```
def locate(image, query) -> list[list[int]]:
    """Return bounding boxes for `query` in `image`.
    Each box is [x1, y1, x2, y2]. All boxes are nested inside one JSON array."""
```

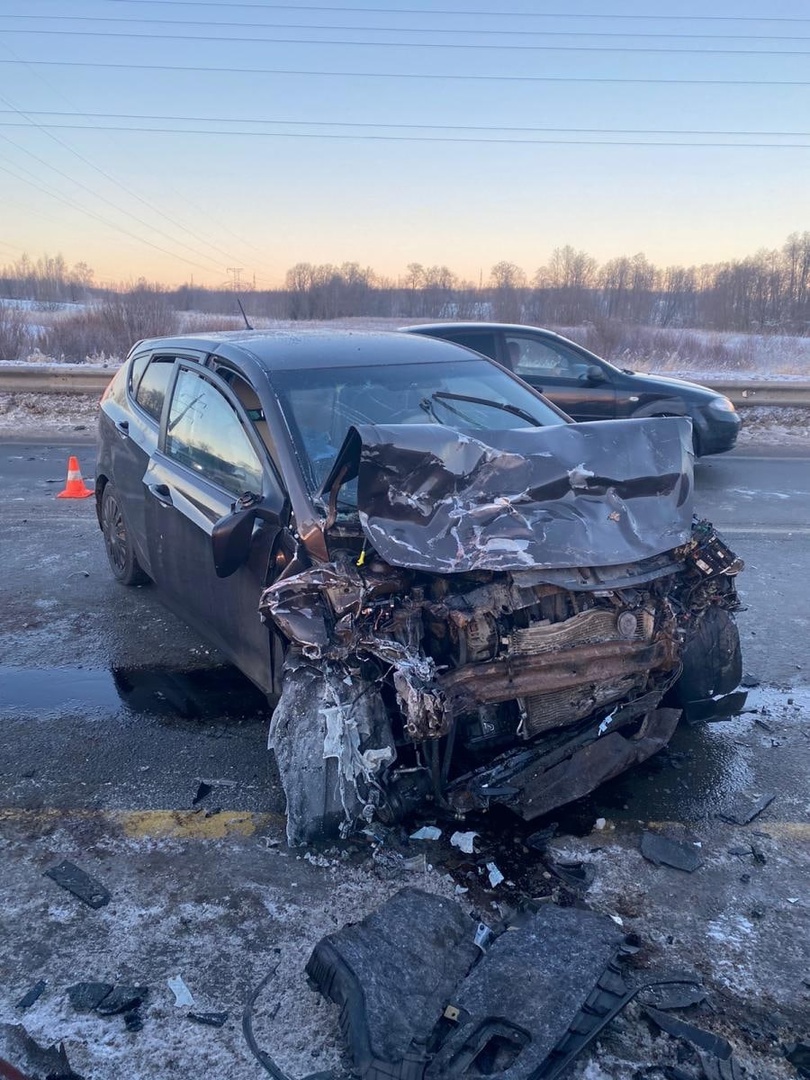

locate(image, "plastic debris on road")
[[168, 976, 195, 1007]]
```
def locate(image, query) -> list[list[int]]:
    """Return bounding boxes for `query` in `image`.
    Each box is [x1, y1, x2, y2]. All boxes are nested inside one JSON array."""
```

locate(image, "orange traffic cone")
[[57, 455, 94, 499]]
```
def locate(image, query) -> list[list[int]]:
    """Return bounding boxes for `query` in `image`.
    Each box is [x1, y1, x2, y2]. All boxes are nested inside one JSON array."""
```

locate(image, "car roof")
[[404, 322, 564, 339], [132, 328, 483, 371]]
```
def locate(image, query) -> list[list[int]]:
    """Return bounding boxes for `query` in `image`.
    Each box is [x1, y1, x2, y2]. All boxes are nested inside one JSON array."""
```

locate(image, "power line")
[[0, 144, 227, 275], [2, 14, 807, 41], [0, 41, 273, 272], [97, 2, 810, 23], [3, 109, 808, 138], [4, 14, 809, 41], [5, 27, 810, 54], [3, 59, 810, 85], [0, 94, 251, 275], [2, 121, 808, 148]]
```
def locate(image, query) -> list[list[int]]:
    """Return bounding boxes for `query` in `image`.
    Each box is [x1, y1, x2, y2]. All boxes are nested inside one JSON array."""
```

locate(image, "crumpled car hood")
[[322, 416, 694, 573]]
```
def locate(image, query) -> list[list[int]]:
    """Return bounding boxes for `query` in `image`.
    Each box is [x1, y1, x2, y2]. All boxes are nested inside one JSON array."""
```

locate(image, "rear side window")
[[135, 356, 175, 422], [439, 332, 499, 360], [166, 368, 264, 497], [128, 352, 150, 395], [507, 336, 591, 379]]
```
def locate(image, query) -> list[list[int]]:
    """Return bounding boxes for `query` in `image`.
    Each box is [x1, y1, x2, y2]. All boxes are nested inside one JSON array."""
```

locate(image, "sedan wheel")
[[101, 483, 149, 586]]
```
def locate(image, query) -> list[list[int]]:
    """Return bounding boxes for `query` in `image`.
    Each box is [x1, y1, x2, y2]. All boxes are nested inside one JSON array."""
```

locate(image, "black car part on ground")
[[262, 417, 743, 844], [305, 887, 708, 1080]]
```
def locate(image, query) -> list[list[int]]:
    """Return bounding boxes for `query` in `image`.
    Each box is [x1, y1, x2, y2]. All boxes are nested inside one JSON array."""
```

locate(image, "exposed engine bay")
[[260, 417, 744, 845]]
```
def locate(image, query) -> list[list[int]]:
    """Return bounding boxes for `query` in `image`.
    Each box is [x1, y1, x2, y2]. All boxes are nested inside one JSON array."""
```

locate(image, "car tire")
[[672, 605, 742, 704], [101, 482, 150, 586]]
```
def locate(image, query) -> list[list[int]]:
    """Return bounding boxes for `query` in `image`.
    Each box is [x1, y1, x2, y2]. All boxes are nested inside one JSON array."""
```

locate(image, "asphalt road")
[[1, 437, 808, 1080]]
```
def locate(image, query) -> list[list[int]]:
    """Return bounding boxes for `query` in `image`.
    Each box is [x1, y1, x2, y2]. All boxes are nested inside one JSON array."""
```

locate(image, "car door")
[[110, 351, 200, 575], [503, 332, 617, 421], [143, 363, 288, 692]]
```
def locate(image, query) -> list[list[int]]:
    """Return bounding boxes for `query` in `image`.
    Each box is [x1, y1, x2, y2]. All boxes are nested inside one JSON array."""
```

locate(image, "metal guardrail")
[[0, 364, 117, 395], [0, 363, 809, 406]]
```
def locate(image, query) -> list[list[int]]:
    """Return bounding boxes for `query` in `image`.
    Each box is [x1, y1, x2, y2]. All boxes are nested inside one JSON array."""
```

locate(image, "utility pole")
[[226, 267, 243, 291]]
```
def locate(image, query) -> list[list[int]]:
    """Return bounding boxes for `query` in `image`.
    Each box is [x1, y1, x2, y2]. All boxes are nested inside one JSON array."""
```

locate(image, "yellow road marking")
[[0, 807, 284, 839]]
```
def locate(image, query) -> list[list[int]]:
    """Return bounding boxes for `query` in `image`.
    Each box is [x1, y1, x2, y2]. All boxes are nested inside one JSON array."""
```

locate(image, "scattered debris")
[[683, 690, 748, 724], [95, 985, 148, 1016], [638, 978, 707, 1011], [15, 982, 45, 1011], [643, 1006, 733, 1059], [67, 983, 115, 1012], [546, 860, 594, 890], [124, 1011, 144, 1033], [640, 831, 703, 872], [44, 860, 111, 909], [449, 830, 478, 854], [525, 825, 558, 852], [718, 792, 775, 826], [486, 861, 505, 887], [192, 781, 213, 805], [305, 887, 715, 1080], [242, 959, 295, 1080], [167, 976, 195, 1007], [741, 672, 761, 688], [785, 1042, 810, 1074], [0, 1023, 85, 1080], [409, 826, 442, 841], [594, 818, 607, 831], [188, 1011, 229, 1028], [67, 982, 148, 1018]]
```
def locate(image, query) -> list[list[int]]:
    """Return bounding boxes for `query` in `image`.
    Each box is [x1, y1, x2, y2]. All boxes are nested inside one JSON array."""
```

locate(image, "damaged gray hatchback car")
[[96, 330, 744, 844]]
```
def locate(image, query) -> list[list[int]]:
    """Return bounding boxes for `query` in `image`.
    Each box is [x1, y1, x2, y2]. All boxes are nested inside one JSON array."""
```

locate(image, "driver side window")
[[166, 369, 264, 497], [506, 337, 584, 380]]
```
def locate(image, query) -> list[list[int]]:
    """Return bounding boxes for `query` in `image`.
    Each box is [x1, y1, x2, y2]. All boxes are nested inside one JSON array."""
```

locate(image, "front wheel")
[[101, 483, 150, 586], [672, 605, 742, 705]]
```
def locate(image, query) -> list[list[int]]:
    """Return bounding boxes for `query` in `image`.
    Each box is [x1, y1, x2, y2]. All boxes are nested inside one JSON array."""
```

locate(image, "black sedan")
[[403, 322, 740, 456], [97, 330, 744, 844]]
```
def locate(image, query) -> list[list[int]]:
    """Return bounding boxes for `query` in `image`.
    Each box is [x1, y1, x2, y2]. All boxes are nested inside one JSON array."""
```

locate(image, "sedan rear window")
[[272, 358, 565, 491]]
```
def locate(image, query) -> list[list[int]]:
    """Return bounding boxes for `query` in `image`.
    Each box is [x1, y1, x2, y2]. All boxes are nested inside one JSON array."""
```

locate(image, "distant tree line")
[[2, 231, 810, 333]]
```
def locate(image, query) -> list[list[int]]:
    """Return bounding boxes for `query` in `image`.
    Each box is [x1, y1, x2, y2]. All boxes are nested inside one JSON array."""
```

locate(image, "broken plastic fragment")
[[450, 831, 479, 854], [718, 792, 775, 826], [188, 1010, 229, 1028], [474, 922, 494, 950], [410, 826, 442, 841], [16, 981, 46, 1010], [640, 831, 703, 873], [486, 862, 504, 887], [44, 860, 111, 909], [597, 713, 615, 736], [167, 976, 195, 1007]]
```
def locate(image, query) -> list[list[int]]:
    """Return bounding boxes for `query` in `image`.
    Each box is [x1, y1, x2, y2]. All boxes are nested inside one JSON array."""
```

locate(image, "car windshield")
[[271, 358, 566, 494]]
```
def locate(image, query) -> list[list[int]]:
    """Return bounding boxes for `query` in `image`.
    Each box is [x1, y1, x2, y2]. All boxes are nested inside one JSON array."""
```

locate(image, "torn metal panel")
[[323, 417, 694, 573], [449, 709, 682, 820], [268, 654, 395, 845]]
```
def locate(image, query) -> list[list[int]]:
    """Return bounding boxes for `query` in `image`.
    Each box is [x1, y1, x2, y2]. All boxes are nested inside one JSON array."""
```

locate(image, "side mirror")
[[579, 364, 606, 385], [211, 493, 278, 578]]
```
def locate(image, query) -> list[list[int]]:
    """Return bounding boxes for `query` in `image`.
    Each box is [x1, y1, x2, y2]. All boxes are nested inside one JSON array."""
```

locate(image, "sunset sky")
[[1, 0, 809, 288]]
